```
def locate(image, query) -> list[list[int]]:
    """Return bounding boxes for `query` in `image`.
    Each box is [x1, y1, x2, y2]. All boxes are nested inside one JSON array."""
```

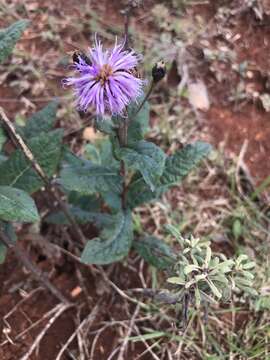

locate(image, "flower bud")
[[152, 60, 166, 83]]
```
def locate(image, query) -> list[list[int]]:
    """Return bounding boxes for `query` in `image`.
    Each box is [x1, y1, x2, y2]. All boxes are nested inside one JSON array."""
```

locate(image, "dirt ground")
[[0, 0, 270, 359]]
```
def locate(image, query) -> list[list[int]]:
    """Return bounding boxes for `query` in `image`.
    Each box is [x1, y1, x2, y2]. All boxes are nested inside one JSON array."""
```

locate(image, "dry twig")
[[0, 230, 69, 303], [19, 303, 73, 360]]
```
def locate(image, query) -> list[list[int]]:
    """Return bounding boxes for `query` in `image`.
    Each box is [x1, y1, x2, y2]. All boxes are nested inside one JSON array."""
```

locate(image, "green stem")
[[132, 79, 154, 121], [118, 118, 129, 210]]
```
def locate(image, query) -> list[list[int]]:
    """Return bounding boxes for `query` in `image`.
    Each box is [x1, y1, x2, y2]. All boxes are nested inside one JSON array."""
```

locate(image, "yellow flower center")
[[98, 64, 113, 85]]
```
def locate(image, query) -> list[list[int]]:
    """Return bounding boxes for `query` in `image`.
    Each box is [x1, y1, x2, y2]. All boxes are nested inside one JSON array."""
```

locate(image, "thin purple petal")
[[63, 37, 144, 116]]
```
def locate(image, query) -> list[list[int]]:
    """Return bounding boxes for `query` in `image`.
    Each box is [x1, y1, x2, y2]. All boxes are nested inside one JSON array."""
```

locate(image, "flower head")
[[63, 38, 144, 116]]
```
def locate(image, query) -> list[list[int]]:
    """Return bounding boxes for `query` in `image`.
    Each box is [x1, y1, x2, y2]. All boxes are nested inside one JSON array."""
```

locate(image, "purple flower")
[[63, 38, 144, 116]]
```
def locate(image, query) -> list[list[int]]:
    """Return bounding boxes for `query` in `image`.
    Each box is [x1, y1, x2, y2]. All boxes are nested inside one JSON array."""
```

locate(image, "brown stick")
[[0, 107, 85, 245], [0, 229, 69, 304]]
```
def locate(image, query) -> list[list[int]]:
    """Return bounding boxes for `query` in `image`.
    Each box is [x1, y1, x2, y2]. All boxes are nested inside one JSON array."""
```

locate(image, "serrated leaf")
[[59, 156, 122, 195], [0, 186, 39, 222], [127, 141, 212, 208], [81, 210, 133, 265], [0, 130, 63, 193], [133, 236, 175, 269], [117, 140, 166, 191], [159, 141, 212, 191], [0, 20, 29, 63], [46, 207, 113, 228], [21, 101, 58, 139]]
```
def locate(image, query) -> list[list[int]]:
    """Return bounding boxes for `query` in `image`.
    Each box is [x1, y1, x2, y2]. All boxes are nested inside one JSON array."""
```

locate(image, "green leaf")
[[0, 221, 17, 264], [0, 20, 30, 63], [97, 138, 120, 168], [100, 191, 122, 212], [127, 142, 212, 208], [21, 101, 58, 139], [0, 186, 39, 222], [60, 156, 122, 196], [159, 141, 212, 191], [207, 279, 222, 299], [184, 264, 200, 275], [0, 126, 7, 151], [84, 143, 101, 164], [68, 192, 101, 212], [0, 154, 7, 164], [0, 130, 63, 193], [242, 261, 256, 270], [133, 236, 176, 269], [117, 140, 166, 191], [81, 210, 133, 265], [167, 277, 185, 285], [0, 241, 7, 264], [46, 207, 113, 228], [95, 116, 116, 135], [232, 218, 242, 240]]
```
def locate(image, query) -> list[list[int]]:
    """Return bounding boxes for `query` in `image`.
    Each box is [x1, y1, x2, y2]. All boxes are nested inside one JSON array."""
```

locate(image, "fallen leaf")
[[83, 127, 103, 141], [70, 286, 82, 298], [188, 81, 210, 111]]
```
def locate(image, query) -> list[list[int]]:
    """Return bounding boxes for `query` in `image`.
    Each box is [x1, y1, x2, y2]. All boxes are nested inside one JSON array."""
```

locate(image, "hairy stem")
[[0, 229, 70, 304], [0, 107, 85, 245]]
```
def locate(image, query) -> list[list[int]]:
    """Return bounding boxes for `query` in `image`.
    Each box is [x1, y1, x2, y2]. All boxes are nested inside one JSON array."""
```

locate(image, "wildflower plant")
[[0, 20, 212, 267], [0, 19, 257, 319], [57, 36, 215, 265]]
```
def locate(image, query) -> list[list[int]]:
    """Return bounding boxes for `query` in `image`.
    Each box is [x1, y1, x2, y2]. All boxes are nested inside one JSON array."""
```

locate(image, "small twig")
[[0, 230, 69, 304], [19, 303, 73, 360], [55, 304, 99, 360], [0, 107, 85, 245], [123, 8, 131, 50], [99, 268, 148, 309], [133, 324, 161, 360], [1, 299, 61, 347], [117, 304, 140, 360]]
